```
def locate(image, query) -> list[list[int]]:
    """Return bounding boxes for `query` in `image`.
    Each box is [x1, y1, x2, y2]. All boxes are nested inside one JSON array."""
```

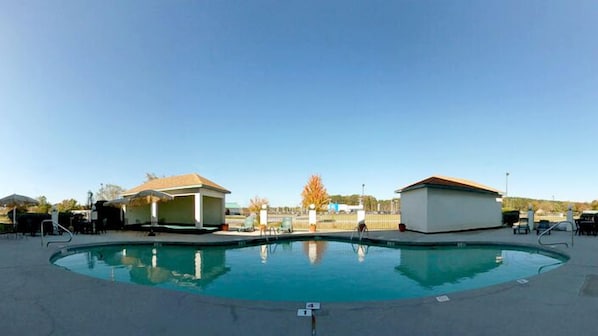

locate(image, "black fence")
[[8, 201, 124, 236], [14, 212, 71, 235], [95, 201, 123, 230]]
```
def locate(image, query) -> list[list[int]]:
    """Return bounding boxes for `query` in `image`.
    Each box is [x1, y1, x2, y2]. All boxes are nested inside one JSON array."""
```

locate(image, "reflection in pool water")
[[77, 245, 230, 288], [52, 240, 566, 302]]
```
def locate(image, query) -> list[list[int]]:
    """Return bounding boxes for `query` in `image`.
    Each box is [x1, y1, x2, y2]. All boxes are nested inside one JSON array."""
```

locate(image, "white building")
[[395, 176, 502, 233]]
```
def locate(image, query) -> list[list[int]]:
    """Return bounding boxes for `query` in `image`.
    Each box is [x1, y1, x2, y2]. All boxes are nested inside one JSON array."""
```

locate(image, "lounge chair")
[[576, 215, 597, 236], [238, 216, 255, 232], [513, 218, 529, 234], [278, 217, 293, 233], [575, 219, 583, 236], [535, 220, 551, 235]]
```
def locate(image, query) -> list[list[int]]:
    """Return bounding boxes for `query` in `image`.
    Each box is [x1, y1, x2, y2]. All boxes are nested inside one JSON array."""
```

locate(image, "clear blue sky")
[[1, 1, 597, 207]]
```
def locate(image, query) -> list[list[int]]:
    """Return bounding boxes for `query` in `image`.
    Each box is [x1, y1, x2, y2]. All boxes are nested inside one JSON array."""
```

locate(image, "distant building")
[[396, 176, 502, 233], [328, 203, 363, 213], [225, 202, 242, 215]]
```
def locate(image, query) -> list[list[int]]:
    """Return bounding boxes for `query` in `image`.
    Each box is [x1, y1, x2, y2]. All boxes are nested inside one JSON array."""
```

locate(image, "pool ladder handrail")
[[351, 242, 369, 255], [260, 225, 278, 242], [350, 223, 369, 241], [40, 219, 73, 247], [537, 221, 574, 248]]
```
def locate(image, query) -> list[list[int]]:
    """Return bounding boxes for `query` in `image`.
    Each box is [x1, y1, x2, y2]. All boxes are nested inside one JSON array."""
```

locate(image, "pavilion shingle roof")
[[395, 176, 500, 195], [123, 173, 230, 195]]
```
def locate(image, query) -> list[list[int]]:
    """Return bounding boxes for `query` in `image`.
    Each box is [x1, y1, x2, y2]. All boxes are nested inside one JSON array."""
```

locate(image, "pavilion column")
[[151, 202, 158, 225], [194, 193, 202, 228]]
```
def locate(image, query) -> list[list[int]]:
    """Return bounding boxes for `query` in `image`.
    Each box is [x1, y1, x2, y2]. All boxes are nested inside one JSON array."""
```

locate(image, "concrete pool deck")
[[1, 227, 597, 336]]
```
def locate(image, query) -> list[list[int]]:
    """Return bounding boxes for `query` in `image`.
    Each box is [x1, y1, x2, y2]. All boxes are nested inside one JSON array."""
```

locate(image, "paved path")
[[1, 228, 596, 336]]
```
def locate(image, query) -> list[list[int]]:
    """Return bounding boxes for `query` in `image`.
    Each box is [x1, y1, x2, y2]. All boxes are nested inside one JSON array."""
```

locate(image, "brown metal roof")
[[396, 175, 500, 194], [123, 173, 230, 195]]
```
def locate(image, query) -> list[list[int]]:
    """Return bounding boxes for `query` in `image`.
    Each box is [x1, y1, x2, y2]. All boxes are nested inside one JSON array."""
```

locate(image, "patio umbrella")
[[127, 190, 174, 236], [0, 193, 39, 229], [127, 190, 173, 207], [103, 198, 129, 207]]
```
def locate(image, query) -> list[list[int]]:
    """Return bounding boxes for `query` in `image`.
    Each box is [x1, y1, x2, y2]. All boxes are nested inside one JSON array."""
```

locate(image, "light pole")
[[87, 190, 93, 209], [360, 184, 365, 208], [505, 172, 510, 209]]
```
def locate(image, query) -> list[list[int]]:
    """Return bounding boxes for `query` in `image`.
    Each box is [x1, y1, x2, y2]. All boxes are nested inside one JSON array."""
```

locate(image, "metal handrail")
[[260, 225, 278, 242], [351, 243, 369, 255], [350, 224, 369, 241], [40, 219, 73, 247], [538, 221, 574, 248]]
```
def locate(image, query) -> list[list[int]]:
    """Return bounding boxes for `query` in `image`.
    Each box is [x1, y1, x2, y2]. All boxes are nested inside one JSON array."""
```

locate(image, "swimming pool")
[[51, 238, 567, 302]]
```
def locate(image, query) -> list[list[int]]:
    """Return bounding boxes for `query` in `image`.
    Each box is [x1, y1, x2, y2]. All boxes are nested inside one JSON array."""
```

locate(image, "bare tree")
[[96, 184, 126, 201], [248, 196, 269, 215], [145, 173, 159, 181]]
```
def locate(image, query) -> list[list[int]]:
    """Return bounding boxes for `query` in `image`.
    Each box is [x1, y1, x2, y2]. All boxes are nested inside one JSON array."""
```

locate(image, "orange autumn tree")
[[301, 174, 329, 211]]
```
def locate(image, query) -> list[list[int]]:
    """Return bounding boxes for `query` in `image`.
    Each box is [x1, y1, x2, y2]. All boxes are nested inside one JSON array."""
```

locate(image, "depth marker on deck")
[[298, 303, 320, 335], [297, 309, 312, 317], [436, 295, 450, 302], [306, 302, 320, 310]]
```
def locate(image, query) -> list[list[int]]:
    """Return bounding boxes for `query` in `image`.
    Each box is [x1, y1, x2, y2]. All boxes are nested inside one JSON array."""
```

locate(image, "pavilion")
[[122, 173, 230, 229]]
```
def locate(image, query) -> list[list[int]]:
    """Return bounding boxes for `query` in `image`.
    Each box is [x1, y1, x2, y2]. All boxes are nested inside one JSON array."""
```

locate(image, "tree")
[[56, 199, 81, 212], [248, 196, 269, 224], [301, 174, 329, 211], [145, 173, 159, 181], [35, 196, 52, 214], [96, 183, 126, 201]]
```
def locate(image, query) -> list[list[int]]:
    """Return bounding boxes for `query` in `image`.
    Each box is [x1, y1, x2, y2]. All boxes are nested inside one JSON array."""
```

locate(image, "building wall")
[[426, 188, 501, 232], [201, 188, 225, 198], [401, 187, 501, 233], [159, 196, 195, 224], [401, 188, 428, 232], [203, 196, 224, 226], [127, 205, 150, 224]]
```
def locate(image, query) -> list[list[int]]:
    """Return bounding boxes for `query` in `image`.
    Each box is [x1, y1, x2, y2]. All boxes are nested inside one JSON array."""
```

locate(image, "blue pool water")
[[51, 239, 566, 302]]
